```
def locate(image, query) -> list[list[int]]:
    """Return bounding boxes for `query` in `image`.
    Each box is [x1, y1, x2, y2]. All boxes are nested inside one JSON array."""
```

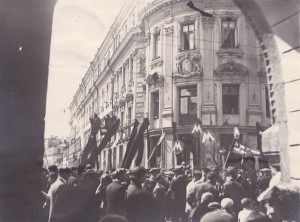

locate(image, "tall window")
[[119, 146, 123, 166], [127, 107, 132, 126], [179, 86, 197, 125], [153, 92, 159, 119], [129, 57, 133, 80], [265, 85, 270, 118], [222, 84, 239, 114], [182, 23, 195, 50], [122, 66, 126, 87], [221, 18, 238, 48], [153, 31, 161, 59]]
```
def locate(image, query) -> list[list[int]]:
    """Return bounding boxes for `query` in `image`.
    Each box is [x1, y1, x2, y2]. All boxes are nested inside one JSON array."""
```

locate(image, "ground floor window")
[[148, 136, 162, 168]]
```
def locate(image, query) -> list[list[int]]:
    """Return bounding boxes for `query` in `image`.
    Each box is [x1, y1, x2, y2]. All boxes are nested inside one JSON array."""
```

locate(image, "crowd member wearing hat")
[[187, 172, 219, 208], [200, 210, 234, 222], [208, 202, 221, 211], [191, 192, 214, 222], [166, 166, 189, 222], [238, 198, 255, 222], [126, 166, 147, 199], [45, 165, 59, 193], [185, 170, 202, 220], [105, 168, 127, 216], [144, 168, 160, 192], [199, 167, 211, 183], [223, 167, 246, 214], [153, 174, 167, 220], [96, 174, 112, 216], [48, 167, 71, 222], [221, 198, 236, 220]]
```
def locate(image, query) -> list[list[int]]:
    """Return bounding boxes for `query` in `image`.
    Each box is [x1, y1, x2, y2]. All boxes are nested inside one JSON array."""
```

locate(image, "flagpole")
[[223, 139, 236, 169]]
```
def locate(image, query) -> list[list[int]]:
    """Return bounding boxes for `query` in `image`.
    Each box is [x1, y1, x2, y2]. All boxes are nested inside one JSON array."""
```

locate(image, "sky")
[[45, 0, 124, 138]]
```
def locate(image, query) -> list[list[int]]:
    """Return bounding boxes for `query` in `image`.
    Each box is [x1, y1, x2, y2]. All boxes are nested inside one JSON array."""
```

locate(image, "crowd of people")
[[39, 161, 299, 222]]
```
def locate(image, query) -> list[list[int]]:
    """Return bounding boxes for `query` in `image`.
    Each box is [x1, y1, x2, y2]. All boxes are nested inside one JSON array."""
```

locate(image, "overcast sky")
[[45, 0, 124, 138]]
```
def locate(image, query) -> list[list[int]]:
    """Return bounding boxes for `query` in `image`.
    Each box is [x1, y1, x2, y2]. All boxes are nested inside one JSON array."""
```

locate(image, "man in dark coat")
[[153, 174, 167, 220], [48, 167, 71, 222], [126, 166, 147, 199], [187, 172, 219, 208], [105, 168, 127, 216], [166, 166, 189, 222], [223, 167, 246, 214]]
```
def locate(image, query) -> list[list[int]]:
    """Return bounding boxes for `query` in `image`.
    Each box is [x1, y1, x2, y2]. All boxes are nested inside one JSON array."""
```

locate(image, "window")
[[127, 107, 132, 134], [182, 24, 195, 50], [132, 11, 135, 27], [119, 146, 123, 166], [222, 84, 239, 114], [153, 92, 159, 119], [121, 111, 124, 127], [265, 85, 270, 118], [129, 57, 133, 80], [179, 86, 197, 125], [153, 31, 161, 59], [221, 18, 238, 48], [122, 65, 126, 87]]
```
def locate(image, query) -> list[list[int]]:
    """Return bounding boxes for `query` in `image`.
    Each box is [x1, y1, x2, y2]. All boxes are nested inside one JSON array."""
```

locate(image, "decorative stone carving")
[[119, 98, 125, 107], [125, 92, 134, 102], [128, 79, 134, 92], [164, 26, 174, 35], [175, 51, 203, 78], [146, 72, 164, 87], [201, 16, 215, 27], [214, 61, 248, 81], [146, 32, 151, 46], [121, 86, 126, 98], [153, 27, 160, 35], [150, 58, 163, 69], [137, 50, 146, 76]]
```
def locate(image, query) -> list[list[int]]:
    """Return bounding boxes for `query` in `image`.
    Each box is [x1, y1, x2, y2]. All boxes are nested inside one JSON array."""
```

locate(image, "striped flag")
[[233, 141, 260, 156]]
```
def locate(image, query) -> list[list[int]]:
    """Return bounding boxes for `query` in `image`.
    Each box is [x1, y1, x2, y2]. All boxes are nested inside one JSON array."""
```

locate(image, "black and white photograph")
[[0, 0, 300, 221]]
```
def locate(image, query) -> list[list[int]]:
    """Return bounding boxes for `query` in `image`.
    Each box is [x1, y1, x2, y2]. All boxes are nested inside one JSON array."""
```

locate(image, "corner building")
[[69, 0, 270, 170]]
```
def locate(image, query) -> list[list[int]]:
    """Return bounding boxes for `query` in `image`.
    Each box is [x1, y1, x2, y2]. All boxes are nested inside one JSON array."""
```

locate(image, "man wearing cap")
[[144, 168, 160, 192], [106, 168, 127, 216], [126, 166, 147, 199], [185, 170, 202, 221], [166, 166, 189, 222], [48, 167, 71, 222]]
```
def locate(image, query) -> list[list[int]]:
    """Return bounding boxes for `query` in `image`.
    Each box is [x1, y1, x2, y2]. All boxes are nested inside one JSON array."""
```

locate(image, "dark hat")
[[173, 165, 184, 173], [132, 166, 147, 179], [58, 167, 71, 174], [200, 211, 234, 222], [48, 165, 58, 173], [114, 168, 127, 177], [149, 168, 160, 173]]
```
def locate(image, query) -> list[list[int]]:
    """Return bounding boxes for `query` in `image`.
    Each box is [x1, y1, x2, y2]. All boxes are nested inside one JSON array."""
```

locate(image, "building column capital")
[[201, 17, 215, 27]]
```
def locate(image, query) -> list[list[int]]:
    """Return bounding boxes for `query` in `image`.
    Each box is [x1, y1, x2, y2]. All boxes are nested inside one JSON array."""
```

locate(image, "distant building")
[[44, 136, 65, 167], [69, 0, 271, 170]]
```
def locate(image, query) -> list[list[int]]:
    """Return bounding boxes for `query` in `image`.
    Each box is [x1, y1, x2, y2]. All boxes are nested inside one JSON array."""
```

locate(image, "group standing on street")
[[38, 161, 299, 222]]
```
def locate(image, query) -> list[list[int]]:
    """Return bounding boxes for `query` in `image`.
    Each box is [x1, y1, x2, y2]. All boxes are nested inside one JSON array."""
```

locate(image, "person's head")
[[100, 174, 112, 186], [173, 166, 184, 176], [241, 198, 254, 210], [58, 167, 72, 180], [48, 165, 58, 173], [132, 166, 147, 184], [227, 166, 238, 180], [211, 166, 220, 175], [155, 174, 165, 185], [221, 198, 234, 212], [114, 168, 127, 182], [207, 172, 218, 185], [200, 211, 234, 222], [193, 170, 202, 181], [201, 167, 211, 180], [201, 192, 214, 204], [149, 168, 160, 178]]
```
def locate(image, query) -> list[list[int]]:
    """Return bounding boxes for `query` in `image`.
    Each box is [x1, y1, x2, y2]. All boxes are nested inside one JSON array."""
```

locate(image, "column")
[[162, 26, 174, 128], [201, 17, 216, 124]]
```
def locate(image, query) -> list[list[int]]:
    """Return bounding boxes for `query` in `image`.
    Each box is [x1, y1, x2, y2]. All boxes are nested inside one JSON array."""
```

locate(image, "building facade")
[[69, 0, 270, 170], [44, 136, 65, 167]]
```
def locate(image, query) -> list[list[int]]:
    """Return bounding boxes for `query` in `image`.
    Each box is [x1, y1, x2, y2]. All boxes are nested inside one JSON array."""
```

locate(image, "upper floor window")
[[222, 84, 239, 114], [152, 92, 159, 119], [179, 86, 197, 125], [129, 57, 133, 80], [182, 23, 195, 50], [221, 17, 238, 48], [153, 31, 161, 59]]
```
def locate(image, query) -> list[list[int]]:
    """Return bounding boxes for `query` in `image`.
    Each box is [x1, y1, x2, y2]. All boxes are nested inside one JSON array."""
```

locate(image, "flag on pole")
[[135, 118, 150, 166], [147, 131, 165, 163], [121, 119, 139, 167], [81, 114, 101, 163], [123, 118, 149, 168], [84, 119, 120, 166], [232, 141, 261, 156]]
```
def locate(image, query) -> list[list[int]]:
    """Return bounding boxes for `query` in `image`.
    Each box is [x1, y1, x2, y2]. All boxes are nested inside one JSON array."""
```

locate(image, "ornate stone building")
[[69, 0, 270, 170]]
